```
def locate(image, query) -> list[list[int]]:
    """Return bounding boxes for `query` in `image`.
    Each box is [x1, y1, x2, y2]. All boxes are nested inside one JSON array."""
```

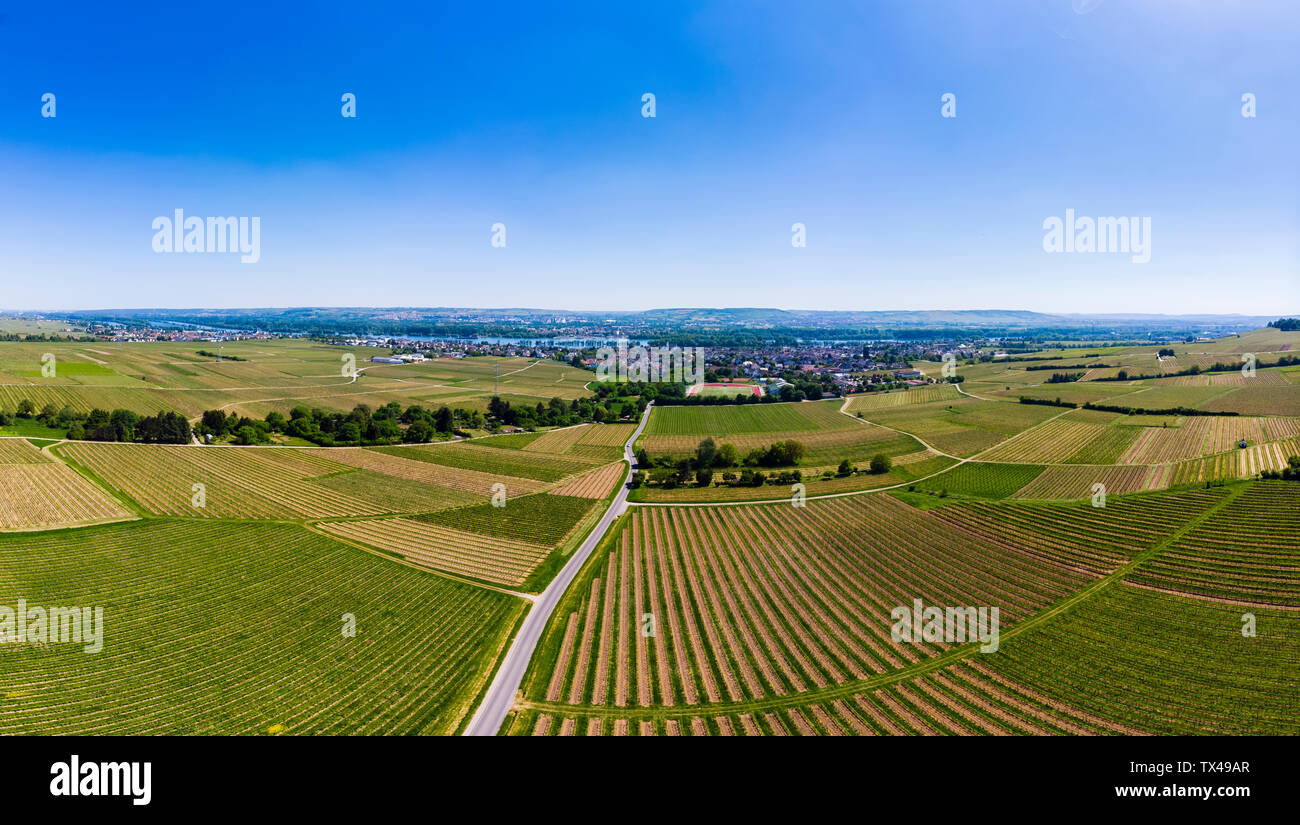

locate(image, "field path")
[[953, 382, 995, 402], [463, 402, 652, 736], [837, 395, 959, 459]]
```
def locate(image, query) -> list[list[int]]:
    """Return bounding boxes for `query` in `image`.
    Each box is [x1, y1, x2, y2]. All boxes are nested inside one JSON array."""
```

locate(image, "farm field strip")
[[551, 462, 626, 498], [522, 425, 591, 454], [410, 492, 597, 548], [0, 438, 54, 463], [575, 423, 637, 447], [1169, 453, 1242, 485], [1010, 464, 1171, 500], [317, 518, 551, 587], [0, 463, 134, 529], [1062, 426, 1140, 464], [371, 442, 597, 481], [307, 447, 548, 496], [843, 385, 959, 412], [917, 462, 1046, 499], [1203, 385, 1300, 416], [932, 489, 1228, 574], [59, 442, 381, 519], [977, 419, 1108, 463]]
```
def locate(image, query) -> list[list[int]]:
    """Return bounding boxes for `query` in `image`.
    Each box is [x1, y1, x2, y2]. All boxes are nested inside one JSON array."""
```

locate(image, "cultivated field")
[[317, 517, 553, 587], [843, 384, 959, 411], [525, 495, 1097, 710], [1125, 482, 1300, 608], [918, 462, 1046, 499], [0, 438, 133, 530], [858, 398, 1060, 457], [0, 520, 522, 734], [0, 340, 596, 419], [56, 442, 444, 519], [507, 479, 1294, 735], [552, 462, 627, 498]]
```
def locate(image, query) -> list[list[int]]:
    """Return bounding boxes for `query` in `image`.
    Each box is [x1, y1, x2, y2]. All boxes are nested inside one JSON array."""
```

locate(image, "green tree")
[[869, 453, 892, 474], [717, 442, 738, 467], [695, 437, 718, 469], [405, 419, 434, 443]]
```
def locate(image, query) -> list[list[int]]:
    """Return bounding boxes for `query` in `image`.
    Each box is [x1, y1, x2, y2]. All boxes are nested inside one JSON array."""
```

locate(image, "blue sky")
[[1, 0, 1296, 314]]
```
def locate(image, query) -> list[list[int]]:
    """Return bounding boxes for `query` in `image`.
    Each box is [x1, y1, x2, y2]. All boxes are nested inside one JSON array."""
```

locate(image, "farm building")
[[370, 356, 403, 365]]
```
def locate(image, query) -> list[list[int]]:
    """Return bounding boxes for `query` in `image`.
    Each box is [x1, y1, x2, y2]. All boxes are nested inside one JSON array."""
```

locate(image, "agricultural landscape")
[[0, 320, 1296, 736]]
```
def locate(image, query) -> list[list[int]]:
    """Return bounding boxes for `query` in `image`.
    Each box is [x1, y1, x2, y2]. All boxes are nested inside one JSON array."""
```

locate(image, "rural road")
[[463, 402, 652, 736]]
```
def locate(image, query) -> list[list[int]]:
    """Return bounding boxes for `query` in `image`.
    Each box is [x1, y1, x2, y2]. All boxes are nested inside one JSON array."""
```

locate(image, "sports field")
[[685, 383, 763, 398]]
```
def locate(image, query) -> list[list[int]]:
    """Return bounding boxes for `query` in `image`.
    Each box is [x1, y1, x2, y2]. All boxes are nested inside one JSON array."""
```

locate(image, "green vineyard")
[[0, 520, 522, 735]]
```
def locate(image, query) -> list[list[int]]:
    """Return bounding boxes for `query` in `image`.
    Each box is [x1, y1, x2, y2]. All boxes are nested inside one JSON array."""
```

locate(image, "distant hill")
[[46, 306, 1285, 335]]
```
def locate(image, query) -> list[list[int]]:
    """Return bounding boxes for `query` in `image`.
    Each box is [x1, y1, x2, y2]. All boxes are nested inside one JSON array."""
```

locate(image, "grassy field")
[[686, 383, 763, 398], [643, 400, 845, 436], [916, 462, 1046, 499], [859, 397, 1060, 457]]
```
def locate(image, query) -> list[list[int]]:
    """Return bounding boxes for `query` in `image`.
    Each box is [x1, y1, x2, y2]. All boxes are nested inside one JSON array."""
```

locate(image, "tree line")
[[1017, 396, 1239, 417], [630, 437, 892, 490], [2, 400, 191, 443]]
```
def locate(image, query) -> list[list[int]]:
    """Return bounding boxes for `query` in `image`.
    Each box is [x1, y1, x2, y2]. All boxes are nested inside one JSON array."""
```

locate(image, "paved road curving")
[[463, 402, 652, 736]]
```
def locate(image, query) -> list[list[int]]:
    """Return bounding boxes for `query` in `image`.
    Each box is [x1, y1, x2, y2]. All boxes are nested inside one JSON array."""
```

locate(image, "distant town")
[[6, 309, 1273, 399]]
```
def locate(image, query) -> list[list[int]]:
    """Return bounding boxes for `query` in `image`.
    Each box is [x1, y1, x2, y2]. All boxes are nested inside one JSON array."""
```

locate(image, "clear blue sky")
[[1, 0, 1296, 314]]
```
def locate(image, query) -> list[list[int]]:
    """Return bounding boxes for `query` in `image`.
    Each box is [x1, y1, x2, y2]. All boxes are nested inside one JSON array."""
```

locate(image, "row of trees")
[[2, 399, 190, 443], [198, 390, 646, 447], [1098, 354, 1300, 383], [630, 437, 892, 490], [1045, 372, 1084, 384], [636, 437, 809, 474], [199, 400, 477, 447], [487, 395, 634, 428]]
